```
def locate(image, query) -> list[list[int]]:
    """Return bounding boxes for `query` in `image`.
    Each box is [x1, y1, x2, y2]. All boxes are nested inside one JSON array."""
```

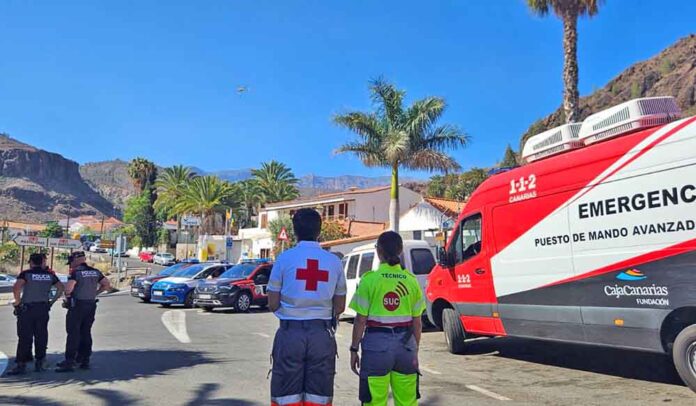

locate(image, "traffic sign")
[[278, 227, 289, 241], [13, 236, 48, 247], [100, 240, 116, 249], [182, 216, 201, 226], [48, 238, 82, 250], [226, 237, 233, 248]]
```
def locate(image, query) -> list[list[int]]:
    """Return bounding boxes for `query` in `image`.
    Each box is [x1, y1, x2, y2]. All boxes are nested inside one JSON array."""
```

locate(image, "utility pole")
[[100, 214, 105, 236]]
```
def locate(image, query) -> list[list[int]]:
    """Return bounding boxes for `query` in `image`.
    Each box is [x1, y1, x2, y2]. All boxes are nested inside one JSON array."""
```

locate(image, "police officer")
[[349, 231, 425, 406], [6, 253, 64, 375], [56, 251, 111, 372], [267, 208, 347, 406]]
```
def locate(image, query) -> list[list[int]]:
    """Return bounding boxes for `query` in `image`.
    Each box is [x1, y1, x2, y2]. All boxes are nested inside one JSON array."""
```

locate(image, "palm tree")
[[154, 165, 197, 218], [236, 179, 265, 229], [173, 176, 238, 234], [251, 161, 300, 204], [335, 78, 469, 232], [127, 158, 158, 192], [527, 0, 603, 123]]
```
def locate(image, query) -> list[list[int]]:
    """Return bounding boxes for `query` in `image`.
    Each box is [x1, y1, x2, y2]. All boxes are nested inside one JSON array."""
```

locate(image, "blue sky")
[[0, 0, 694, 179]]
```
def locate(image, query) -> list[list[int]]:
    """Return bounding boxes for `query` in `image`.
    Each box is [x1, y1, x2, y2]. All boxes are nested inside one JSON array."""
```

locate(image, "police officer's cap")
[[28, 252, 47, 264], [67, 251, 86, 265]]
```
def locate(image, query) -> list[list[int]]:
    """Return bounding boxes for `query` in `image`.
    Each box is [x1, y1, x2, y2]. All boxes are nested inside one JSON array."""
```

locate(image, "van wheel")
[[442, 308, 467, 354], [673, 324, 696, 392]]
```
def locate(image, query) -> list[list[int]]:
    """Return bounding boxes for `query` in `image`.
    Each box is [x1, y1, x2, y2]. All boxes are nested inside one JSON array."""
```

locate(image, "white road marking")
[[466, 385, 511, 401], [420, 366, 442, 375], [0, 351, 8, 376], [253, 332, 271, 338], [161, 310, 191, 343]]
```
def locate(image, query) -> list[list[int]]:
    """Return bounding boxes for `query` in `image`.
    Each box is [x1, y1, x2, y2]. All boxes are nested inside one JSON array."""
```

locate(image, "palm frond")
[[405, 96, 446, 136], [421, 125, 470, 152], [333, 112, 383, 141], [403, 149, 461, 173], [335, 142, 385, 167], [370, 78, 405, 126]]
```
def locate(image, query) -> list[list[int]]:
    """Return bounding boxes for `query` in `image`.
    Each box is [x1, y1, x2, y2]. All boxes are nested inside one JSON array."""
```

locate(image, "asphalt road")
[[0, 294, 694, 405]]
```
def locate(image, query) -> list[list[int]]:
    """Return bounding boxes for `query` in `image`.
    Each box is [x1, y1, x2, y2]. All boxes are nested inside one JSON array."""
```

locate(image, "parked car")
[[150, 263, 231, 307], [139, 251, 155, 263], [153, 253, 176, 266], [194, 260, 272, 312], [89, 242, 107, 253], [0, 273, 16, 288], [340, 240, 436, 319], [131, 263, 193, 302]]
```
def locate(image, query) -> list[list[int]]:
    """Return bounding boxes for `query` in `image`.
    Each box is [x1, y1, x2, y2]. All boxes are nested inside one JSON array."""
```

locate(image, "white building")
[[322, 197, 465, 255], [399, 197, 465, 241], [240, 186, 423, 259]]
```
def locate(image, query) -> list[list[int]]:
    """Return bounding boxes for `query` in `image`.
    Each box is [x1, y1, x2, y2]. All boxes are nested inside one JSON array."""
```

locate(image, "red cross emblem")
[[296, 259, 329, 291]]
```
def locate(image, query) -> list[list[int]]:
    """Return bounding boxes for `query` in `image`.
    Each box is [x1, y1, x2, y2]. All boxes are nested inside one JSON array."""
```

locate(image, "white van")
[[340, 240, 436, 318]]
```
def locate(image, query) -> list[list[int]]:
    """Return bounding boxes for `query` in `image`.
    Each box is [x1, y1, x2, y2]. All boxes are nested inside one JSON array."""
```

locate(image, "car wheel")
[[184, 292, 194, 308], [140, 298, 151, 303], [442, 308, 467, 355], [202, 306, 214, 312], [673, 324, 696, 392], [234, 292, 252, 313], [161, 304, 171, 308]]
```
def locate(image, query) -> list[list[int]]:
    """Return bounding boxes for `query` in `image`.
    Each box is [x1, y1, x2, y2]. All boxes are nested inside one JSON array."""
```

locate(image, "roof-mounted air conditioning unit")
[[579, 97, 681, 145], [522, 123, 583, 163]]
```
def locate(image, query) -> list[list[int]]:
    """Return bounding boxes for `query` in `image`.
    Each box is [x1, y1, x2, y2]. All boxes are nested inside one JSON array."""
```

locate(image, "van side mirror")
[[438, 247, 453, 268]]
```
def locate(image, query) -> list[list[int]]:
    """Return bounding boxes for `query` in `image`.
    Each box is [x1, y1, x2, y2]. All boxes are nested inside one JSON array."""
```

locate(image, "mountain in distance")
[[83, 161, 415, 204], [520, 34, 696, 149], [80, 159, 138, 210], [0, 134, 115, 223]]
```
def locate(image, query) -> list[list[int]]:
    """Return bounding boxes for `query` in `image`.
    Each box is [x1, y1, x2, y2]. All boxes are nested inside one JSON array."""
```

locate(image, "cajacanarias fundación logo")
[[603, 269, 669, 306]]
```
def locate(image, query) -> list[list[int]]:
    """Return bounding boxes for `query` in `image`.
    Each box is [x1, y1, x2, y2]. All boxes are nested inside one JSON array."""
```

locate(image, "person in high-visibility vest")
[[349, 231, 425, 406]]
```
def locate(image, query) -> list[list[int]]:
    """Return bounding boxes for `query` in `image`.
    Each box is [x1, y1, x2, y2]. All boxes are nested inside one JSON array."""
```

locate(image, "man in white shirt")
[[267, 208, 347, 406]]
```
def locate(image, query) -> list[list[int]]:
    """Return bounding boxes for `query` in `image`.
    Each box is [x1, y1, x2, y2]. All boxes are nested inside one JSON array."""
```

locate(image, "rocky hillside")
[[520, 34, 696, 148], [80, 160, 137, 210], [0, 134, 115, 223]]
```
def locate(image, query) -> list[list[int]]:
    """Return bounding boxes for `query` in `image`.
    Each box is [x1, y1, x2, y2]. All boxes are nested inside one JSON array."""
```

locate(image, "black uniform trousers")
[[15, 302, 51, 363], [65, 300, 97, 363]]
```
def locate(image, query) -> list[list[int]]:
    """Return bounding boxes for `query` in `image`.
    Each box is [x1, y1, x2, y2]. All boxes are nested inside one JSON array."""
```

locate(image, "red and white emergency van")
[[425, 97, 696, 391]]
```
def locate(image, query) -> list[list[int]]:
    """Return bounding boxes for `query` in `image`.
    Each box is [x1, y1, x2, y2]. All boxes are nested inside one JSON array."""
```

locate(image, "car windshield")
[[220, 264, 257, 279], [170, 264, 205, 278], [160, 253, 173, 258], [159, 263, 189, 277]]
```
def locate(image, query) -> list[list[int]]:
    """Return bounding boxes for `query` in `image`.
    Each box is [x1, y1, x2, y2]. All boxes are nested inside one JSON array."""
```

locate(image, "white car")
[[0, 273, 17, 288], [153, 253, 176, 266], [339, 240, 436, 318]]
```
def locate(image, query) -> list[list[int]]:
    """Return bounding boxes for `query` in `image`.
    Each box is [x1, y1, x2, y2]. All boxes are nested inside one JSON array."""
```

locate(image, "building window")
[[338, 203, 347, 219], [260, 248, 271, 259], [327, 205, 335, 219], [413, 230, 422, 240]]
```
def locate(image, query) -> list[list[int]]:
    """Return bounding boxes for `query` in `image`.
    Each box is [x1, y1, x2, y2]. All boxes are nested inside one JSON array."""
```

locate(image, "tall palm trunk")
[[389, 164, 400, 232], [562, 10, 580, 123]]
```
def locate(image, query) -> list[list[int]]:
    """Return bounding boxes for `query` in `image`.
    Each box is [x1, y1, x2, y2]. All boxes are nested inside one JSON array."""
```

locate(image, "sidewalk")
[[0, 293, 13, 306]]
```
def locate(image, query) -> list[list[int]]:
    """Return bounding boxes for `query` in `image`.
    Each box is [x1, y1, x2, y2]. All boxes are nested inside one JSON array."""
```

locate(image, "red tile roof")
[[424, 197, 466, 218]]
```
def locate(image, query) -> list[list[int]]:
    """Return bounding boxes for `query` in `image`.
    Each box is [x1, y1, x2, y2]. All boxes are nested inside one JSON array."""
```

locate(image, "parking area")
[[0, 293, 694, 404]]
